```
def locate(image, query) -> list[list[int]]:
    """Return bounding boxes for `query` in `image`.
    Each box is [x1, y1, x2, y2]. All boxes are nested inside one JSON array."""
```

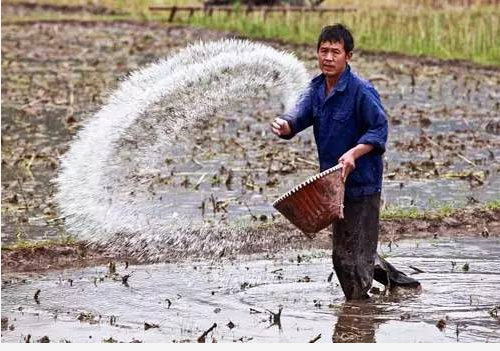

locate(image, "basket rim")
[[272, 164, 343, 207]]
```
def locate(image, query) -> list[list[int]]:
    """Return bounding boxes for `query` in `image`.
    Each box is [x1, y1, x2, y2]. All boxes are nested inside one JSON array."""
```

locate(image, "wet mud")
[[2, 205, 499, 274]]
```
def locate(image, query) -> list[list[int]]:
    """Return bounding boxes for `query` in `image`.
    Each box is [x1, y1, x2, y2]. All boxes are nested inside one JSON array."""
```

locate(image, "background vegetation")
[[3, 0, 499, 65]]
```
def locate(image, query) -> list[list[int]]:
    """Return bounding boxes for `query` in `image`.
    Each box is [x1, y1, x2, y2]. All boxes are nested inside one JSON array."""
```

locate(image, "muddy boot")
[[332, 194, 380, 300], [373, 255, 421, 288], [332, 261, 373, 300]]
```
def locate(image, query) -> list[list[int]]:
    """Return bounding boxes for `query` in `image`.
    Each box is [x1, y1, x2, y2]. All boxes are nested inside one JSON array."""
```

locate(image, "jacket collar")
[[312, 63, 351, 96]]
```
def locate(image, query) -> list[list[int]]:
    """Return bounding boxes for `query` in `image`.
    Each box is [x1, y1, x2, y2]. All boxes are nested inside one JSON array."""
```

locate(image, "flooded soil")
[[2, 7, 500, 245], [1, 4, 500, 343], [2, 237, 500, 343]]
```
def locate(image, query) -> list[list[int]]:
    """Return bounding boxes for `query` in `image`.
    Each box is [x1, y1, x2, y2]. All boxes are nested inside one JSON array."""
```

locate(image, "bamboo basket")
[[273, 164, 344, 236]]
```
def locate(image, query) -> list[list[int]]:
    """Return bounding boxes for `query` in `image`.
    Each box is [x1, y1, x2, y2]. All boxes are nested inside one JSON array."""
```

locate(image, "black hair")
[[317, 24, 354, 53]]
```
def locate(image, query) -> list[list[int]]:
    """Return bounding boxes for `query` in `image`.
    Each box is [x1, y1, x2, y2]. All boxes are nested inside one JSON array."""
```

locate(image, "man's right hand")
[[270, 117, 292, 137]]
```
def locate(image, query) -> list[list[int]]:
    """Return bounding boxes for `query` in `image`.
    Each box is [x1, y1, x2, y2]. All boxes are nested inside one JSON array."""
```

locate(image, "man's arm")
[[356, 86, 388, 154], [270, 85, 314, 139], [339, 86, 388, 182], [338, 144, 374, 182]]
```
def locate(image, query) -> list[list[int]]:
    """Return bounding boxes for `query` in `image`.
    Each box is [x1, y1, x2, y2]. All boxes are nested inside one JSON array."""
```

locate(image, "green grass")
[[165, 5, 499, 66], [485, 200, 500, 211], [381, 200, 499, 220], [2, 232, 77, 251], [381, 205, 448, 220], [382, 205, 427, 220]]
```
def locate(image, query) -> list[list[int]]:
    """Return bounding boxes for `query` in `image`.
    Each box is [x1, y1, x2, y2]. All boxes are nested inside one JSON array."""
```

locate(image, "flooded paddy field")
[[1, 15, 500, 244], [2, 237, 500, 343], [1, 5, 500, 343]]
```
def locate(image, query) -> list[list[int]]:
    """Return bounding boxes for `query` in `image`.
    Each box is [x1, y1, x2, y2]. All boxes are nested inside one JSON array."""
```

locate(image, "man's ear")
[[346, 51, 353, 61]]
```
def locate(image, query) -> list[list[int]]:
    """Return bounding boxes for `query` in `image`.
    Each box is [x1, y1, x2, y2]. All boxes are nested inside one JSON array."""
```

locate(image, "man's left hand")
[[339, 151, 355, 183]]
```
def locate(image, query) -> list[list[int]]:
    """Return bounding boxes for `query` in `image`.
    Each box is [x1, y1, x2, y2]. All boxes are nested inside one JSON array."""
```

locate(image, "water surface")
[[2, 237, 499, 342]]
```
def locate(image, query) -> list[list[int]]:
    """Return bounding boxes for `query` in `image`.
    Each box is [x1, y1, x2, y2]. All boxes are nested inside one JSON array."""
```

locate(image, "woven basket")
[[273, 164, 344, 236]]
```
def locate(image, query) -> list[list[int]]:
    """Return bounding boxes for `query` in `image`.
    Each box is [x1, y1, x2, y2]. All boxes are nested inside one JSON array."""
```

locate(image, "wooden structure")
[[149, 5, 357, 22]]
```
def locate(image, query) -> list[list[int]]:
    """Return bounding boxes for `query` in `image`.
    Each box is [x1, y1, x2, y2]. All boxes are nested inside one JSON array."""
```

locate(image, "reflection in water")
[[332, 286, 424, 343], [332, 301, 383, 343]]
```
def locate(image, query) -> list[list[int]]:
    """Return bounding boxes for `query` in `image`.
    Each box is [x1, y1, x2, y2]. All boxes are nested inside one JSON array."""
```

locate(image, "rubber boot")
[[374, 255, 421, 288], [332, 194, 380, 300]]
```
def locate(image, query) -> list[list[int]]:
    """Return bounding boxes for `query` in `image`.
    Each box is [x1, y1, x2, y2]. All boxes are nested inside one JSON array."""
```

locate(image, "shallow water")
[[2, 237, 499, 343]]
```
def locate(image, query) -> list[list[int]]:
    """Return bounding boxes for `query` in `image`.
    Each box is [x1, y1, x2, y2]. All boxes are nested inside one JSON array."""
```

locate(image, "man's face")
[[317, 40, 352, 78]]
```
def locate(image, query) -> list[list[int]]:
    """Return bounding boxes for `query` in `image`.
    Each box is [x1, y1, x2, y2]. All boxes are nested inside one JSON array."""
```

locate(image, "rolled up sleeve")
[[279, 85, 314, 140], [356, 86, 388, 154]]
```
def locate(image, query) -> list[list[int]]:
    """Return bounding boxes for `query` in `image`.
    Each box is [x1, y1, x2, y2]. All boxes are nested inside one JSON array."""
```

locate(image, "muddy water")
[[2, 237, 499, 343]]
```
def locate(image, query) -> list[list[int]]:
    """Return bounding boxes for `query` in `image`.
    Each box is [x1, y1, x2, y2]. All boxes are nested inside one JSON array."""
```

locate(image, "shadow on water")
[[2, 237, 499, 342]]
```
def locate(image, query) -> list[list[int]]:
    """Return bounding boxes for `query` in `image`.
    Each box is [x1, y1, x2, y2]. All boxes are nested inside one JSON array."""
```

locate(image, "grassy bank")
[[1, 234, 77, 251], [381, 199, 500, 220]]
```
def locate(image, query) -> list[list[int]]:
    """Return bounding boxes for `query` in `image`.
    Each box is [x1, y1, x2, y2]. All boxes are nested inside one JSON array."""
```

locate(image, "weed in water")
[[309, 334, 321, 343], [462, 262, 470, 272], [436, 318, 447, 331], [34, 289, 41, 304], [144, 322, 159, 330], [122, 274, 131, 286], [197, 322, 217, 343], [266, 305, 283, 329]]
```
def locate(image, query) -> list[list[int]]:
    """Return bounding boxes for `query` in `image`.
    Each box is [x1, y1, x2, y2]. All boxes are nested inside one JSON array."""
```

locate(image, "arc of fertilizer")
[[55, 39, 309, 260]]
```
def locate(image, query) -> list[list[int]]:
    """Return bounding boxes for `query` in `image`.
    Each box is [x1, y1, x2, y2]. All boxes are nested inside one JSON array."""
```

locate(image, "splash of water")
[[55, 39, 309, 261]]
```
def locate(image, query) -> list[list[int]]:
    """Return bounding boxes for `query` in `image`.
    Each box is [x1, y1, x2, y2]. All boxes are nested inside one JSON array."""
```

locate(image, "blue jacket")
[[281, 64, 388, 198]]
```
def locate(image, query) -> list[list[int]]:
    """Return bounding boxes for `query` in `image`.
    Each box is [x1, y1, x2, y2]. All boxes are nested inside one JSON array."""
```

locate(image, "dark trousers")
[[332, 193, 420, 300]]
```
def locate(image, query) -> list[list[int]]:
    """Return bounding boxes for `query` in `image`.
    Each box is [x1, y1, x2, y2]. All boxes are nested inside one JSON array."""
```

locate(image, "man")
[[271, 24, 420, 300]]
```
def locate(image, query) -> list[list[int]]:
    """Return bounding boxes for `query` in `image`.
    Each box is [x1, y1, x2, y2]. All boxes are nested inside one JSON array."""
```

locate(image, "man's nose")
[[325, 52, 334, 61]]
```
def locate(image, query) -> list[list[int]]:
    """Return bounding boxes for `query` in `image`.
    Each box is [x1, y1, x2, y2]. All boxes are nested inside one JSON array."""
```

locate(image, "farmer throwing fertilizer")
[[271, 24, 420, 300]]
